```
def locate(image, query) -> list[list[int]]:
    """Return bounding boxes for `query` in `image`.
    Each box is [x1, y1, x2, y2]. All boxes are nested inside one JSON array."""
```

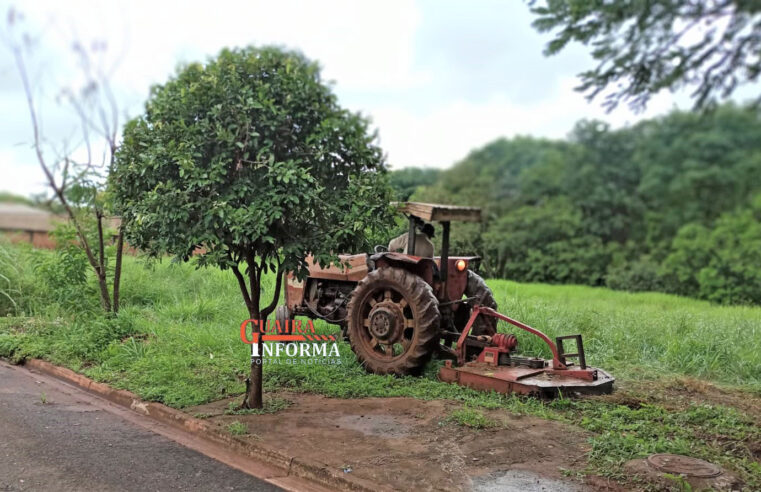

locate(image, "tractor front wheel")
[[347, 267, 440, 376]]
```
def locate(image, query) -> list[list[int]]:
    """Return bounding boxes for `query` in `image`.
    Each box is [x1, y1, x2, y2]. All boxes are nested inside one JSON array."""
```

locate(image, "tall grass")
[[488, 281, 761, 389], [0, 242, 49, 316], [0, 243, 20, 314], [2, 243, 761, 409]]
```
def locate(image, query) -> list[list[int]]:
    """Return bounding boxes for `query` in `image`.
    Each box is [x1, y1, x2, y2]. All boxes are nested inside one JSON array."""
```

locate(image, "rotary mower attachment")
[[439, 306, 614, 397]]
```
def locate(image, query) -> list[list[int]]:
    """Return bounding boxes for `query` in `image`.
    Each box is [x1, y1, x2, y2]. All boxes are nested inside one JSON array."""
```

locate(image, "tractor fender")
[[444, 256, 481, 302], [369, 252, 438, 287]]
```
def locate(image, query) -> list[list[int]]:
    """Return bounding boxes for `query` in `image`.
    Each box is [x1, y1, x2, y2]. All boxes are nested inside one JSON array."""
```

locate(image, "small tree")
[[4, 7, 125, 314], [112, 46, 393, 408]]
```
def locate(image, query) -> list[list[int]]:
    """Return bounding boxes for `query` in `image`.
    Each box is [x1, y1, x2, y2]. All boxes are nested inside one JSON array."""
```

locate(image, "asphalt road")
[[0, 361, 282, 492]]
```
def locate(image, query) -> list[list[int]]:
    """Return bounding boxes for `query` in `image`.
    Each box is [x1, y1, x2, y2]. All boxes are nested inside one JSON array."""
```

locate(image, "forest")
[[392, 104, 761, 305]]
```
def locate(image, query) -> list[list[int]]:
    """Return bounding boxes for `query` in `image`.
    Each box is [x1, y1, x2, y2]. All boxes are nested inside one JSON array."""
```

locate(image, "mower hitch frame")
[[440, 305, 615, 397]]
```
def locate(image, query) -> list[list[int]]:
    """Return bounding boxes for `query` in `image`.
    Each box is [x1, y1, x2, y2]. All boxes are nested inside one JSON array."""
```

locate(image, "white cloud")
[[0, 148, 48, 196], [0, 0, 718, 196], [59, 0, 426, 93], [373, 76, 681, 169]]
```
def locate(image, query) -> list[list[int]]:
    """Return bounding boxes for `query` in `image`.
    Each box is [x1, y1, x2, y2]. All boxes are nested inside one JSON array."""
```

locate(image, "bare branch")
[[5, 8, 124, 313]]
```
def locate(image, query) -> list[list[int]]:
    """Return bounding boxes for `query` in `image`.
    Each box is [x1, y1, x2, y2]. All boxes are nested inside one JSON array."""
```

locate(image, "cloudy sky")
[[0, 0, 717, 197]]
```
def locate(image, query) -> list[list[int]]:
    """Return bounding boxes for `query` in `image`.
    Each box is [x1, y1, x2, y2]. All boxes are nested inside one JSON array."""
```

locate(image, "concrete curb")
[[23, 359, 382, 492]]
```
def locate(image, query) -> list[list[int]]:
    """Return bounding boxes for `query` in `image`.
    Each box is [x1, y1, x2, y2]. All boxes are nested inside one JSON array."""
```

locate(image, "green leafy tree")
[[531, 0, 761, 110], [0, 192, 34, 206], [482, 198, 611, 284], [633, 105, 761, 252], [409, 104, 761, 303], [566, 120, 644, 245], [388, 167, 441, 201], [112, 46, 393, 408], [663, 197, 761, 304], [605, 256, 665, 293], [412, 137, 572, 260]]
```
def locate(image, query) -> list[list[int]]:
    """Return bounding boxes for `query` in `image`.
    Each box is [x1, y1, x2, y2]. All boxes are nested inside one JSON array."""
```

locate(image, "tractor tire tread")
[[347, 267, 440, 376]]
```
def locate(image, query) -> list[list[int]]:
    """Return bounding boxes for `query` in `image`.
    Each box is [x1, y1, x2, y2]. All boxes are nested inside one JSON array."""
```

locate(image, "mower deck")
[[438, 305, 615, 397], [439, 360, 615, 397]]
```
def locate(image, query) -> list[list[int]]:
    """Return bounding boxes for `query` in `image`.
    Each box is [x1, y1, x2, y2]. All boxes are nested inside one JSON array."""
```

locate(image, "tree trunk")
[[242, 301, 263, 409], [245, 257, 264, 409], [96, 272, 112, 312], [234, 259, 284, 410], [112, 230, 124, 314], [232, 262, 264, 409], [95, 212, 112, 312], [96, 212, 106, 274], [246, 322, 264, 409]]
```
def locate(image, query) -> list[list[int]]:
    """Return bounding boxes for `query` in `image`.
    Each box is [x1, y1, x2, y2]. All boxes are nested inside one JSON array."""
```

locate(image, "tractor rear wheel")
[[454, 270, 498, 337], [347, 267, 440, 376]]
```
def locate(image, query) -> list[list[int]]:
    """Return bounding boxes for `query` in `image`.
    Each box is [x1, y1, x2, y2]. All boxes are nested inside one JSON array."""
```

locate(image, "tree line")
[[397, 104, 761, 305]]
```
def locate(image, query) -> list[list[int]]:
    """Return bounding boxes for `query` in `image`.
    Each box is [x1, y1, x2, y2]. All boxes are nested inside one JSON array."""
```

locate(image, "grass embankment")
[[1, 243, 760, 486]]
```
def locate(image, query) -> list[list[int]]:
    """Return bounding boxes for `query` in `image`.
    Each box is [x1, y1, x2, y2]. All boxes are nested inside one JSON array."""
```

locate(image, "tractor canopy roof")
[[393, 202, 481, 223]]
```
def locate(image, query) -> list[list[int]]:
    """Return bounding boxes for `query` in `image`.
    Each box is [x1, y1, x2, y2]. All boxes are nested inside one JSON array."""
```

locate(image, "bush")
[[0, 242, 45, 316], [33, 248, 96, 314], [606, 257, 664, 293], [483, 198, 610, 285], [663, 200, 761, 304], [0, 243, 22, 316]]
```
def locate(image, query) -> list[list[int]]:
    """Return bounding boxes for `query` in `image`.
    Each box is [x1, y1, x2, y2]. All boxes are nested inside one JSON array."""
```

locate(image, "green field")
[[2, 244, 760, 486]]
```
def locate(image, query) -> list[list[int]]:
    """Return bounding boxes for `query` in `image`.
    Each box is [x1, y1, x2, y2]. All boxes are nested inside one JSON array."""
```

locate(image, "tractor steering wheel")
[[374, 244, 388, 254]]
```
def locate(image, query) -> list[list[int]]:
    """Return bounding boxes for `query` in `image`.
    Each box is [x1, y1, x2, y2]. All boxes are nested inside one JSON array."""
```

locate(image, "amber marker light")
[[455, 259, 467, 272]]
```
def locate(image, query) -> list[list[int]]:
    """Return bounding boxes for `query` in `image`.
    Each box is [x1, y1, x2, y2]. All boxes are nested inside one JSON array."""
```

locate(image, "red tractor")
[[278, 202, 496, 375], [278, 202, 614, 396]]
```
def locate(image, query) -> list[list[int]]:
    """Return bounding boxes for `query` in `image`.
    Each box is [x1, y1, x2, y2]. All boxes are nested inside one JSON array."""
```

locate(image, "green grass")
[[492, 281, 761, 391], [558, 399, 761, 484], [224, 396, 291, 415], [226, 421, 248, 436], [1, 243, 760, 487]]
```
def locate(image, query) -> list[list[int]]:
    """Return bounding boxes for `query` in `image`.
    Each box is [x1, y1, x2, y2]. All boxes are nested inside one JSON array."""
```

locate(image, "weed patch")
[[224, 397, 292, 415], [554, 399, 761, 488], [226, 421, 248, 436]]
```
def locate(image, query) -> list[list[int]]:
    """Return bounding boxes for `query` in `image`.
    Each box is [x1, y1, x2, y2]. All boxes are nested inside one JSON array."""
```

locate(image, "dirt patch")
[[601, 376, 761, 420], [335, 414, 411, 438], [188, 392, 606, 491]]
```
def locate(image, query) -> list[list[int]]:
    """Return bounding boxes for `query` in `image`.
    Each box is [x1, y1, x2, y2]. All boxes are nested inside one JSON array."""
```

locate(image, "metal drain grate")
[[647, 454, 722, 478]]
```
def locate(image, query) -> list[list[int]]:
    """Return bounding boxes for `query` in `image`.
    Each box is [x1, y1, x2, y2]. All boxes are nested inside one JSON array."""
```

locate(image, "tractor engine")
[[303, 279, 354, 323]]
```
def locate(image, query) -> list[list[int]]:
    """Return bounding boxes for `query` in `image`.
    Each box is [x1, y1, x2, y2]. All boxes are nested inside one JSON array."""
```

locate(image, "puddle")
[[471, 470, 579, 492]]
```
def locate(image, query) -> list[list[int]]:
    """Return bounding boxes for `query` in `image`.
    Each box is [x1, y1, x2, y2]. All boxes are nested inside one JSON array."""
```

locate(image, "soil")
[[188, 392, 620, 491], [600, 375, 761, 420]]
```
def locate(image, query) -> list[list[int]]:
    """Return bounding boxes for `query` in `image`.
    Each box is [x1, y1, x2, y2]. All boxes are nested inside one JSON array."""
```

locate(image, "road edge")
[[21, 358, 382, 492]]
